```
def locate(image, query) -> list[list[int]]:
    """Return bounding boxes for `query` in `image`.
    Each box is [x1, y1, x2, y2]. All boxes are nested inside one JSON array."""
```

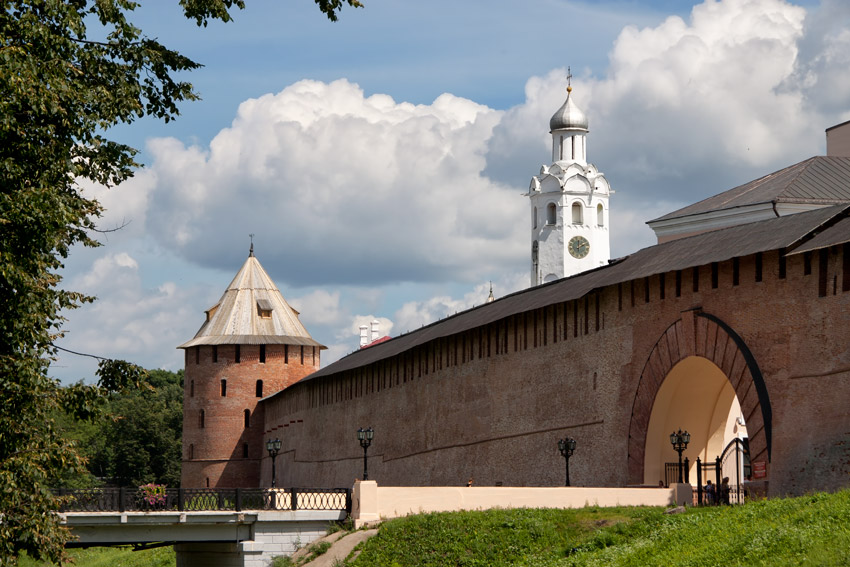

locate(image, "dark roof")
[[788, 215, 850, 255], [297, 205, 850, 383], [651, 157, 850, 223]]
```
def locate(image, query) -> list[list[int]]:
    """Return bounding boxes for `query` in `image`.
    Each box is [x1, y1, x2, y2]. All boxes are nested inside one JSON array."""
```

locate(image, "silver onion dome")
[[549, 87, 588, 131]]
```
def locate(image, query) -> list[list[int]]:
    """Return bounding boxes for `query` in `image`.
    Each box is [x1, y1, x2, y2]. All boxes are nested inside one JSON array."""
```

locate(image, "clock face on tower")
[[568, 236, 590, 259]]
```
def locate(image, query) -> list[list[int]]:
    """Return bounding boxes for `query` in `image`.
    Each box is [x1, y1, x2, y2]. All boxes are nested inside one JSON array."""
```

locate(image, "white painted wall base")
[[351, 482, 693, 527]]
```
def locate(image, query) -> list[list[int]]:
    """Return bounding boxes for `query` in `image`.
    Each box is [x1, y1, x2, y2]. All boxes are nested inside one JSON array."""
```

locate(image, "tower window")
[[597, 203, 604, 226], [546, 203, 556, 225], [212, 345, 218, 363], [257, 299, 273, 319], [533, 207, 538, 229], [199, 409, 205, 429], [242, 443, 249, 458], [235, 345, 241, 363], [244, 409, 251, 428], [259, 344, 266, 364], [189, 444, 194, 460], [190, 380, 194, 397], [220, 379, 227, 397], [256, 380, 264, 397], [571, 202, 583, 225]]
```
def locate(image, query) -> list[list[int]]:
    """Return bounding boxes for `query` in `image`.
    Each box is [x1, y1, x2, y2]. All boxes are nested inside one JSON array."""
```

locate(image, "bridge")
[[57, 482, 693, 566], [58, 487, 350, 567]]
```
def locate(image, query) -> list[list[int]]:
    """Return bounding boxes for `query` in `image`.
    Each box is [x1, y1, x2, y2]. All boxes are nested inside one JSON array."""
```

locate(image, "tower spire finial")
[[249, 234, 255, 257], [566, 66, 572, 93]]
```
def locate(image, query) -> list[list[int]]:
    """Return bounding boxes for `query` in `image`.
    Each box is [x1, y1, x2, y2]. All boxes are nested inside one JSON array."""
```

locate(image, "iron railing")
[[55, 487, 351, 514]]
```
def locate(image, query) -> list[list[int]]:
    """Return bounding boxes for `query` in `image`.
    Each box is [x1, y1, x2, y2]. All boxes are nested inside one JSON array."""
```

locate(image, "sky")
[[52, 0, 850, 383]]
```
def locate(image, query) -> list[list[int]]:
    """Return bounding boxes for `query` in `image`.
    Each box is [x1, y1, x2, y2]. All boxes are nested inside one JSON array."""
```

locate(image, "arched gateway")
[[628, 308, 772, 485]]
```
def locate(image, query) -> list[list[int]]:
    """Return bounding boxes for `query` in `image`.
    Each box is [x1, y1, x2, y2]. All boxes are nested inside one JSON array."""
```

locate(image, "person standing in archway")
[[704, 479, 716, 505]]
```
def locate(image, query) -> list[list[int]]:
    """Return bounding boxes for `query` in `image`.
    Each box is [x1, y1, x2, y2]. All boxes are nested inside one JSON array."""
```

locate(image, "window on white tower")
[[533, 207, 538, 229], [572, 202, 583, 225], [546, 203, 556, 225], [597, 203, 604, 226]]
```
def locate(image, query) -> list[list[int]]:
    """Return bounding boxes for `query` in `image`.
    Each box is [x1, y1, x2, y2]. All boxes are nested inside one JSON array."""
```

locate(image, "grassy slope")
[[19, 546, 175, 567], [19, 490, 850, 566], [349, 490, 850, 567]]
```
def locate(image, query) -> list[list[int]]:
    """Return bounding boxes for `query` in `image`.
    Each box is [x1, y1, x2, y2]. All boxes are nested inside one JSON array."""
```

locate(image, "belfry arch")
[[627, 309, 772, 485]]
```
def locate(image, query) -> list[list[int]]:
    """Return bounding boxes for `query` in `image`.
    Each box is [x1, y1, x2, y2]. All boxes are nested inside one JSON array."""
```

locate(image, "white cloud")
[[55, 252, 209, 381], [143, 79, 523, 288], [393, 275, 526, 333], [52, 0, 850, 382], [487, 0, 850, 259], [289, 289, 344, 327], [76, 170, 155, 241]]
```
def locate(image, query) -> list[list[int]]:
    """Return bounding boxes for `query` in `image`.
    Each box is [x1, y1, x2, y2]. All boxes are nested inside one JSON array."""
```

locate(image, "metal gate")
[[695, 438, 750, 505]]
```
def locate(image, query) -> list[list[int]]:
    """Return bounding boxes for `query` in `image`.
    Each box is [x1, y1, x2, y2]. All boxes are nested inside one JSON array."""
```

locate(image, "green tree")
[[52, 369, 185, 489], [0, 1, 361, 564], [90, 369, 184, 488]]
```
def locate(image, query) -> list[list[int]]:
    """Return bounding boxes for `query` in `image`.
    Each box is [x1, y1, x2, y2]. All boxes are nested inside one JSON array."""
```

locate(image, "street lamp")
[[669, 429, 690, 484], [357, 427, 374, 481], [266, 438, 281, 487], [557, 437, 577, 487]]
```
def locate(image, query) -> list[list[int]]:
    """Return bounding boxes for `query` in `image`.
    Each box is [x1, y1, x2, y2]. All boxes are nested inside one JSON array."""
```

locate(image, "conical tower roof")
[[178, 250, 325, 349]]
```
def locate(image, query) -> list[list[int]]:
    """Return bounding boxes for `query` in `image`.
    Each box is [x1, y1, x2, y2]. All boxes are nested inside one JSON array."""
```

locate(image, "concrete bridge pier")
[[175, 514, 332, 567]]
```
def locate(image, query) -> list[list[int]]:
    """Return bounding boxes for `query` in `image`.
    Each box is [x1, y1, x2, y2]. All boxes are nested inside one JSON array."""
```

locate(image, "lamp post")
[[557, 437, 577, 487], [669, 429, 690, 484], [357, 427, 374, 481], [266, 438, 281, 487]]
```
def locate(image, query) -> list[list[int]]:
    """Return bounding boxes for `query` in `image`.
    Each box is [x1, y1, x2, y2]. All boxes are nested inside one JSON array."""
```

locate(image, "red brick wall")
[[262, 246, 850, 496], [182, 343, 320, 488]]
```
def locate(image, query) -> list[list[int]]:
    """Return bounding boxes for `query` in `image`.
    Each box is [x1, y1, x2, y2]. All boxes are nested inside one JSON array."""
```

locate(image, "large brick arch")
[[627, 309, 772, 484]]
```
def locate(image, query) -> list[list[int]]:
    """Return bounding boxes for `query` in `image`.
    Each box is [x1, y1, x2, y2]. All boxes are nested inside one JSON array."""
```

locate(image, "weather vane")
[[567, 66, 572, 92], [249, 233, 255, 257]]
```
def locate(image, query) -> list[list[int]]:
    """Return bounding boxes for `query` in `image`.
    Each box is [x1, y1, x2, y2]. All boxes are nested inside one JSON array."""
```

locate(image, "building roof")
[[298, 204, 850, 382], [549, 88, 588, 132], [651, 156, 850, 223], [178, 252, 325, 349]]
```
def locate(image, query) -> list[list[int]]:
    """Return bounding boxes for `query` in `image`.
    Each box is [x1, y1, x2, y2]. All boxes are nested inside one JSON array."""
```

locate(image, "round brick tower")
[[179, 247, 325, 488]]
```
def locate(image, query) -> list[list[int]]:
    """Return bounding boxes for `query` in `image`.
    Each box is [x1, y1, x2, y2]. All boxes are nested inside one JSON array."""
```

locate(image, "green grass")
[[19, 545, 175, 567], [17, 490, 850, 566], [348, 490, 850, 567]]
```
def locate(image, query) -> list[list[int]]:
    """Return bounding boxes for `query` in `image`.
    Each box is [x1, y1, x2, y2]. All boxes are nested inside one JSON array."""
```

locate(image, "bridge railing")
[[55, 488, 351, 515]]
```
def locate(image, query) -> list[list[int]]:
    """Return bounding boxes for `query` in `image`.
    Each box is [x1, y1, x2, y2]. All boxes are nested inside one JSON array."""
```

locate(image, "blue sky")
[[53, 0, 849, 382]]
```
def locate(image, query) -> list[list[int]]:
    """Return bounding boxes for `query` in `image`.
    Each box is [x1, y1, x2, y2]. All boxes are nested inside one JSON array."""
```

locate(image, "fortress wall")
[[263, 247, 850, 496]]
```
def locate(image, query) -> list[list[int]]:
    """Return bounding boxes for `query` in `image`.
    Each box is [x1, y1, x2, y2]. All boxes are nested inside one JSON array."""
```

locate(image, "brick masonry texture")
[[258, 247, 850, 497], [182, 344, 320, 488]]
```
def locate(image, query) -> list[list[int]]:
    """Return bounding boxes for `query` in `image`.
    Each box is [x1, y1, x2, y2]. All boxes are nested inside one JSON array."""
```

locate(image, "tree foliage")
[[0, 0, 361, 564], [56, 369, 184, 489]]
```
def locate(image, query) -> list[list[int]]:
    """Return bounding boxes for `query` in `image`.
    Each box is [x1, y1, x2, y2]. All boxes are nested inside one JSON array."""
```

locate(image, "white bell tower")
[[526, 75, 612, 286]]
